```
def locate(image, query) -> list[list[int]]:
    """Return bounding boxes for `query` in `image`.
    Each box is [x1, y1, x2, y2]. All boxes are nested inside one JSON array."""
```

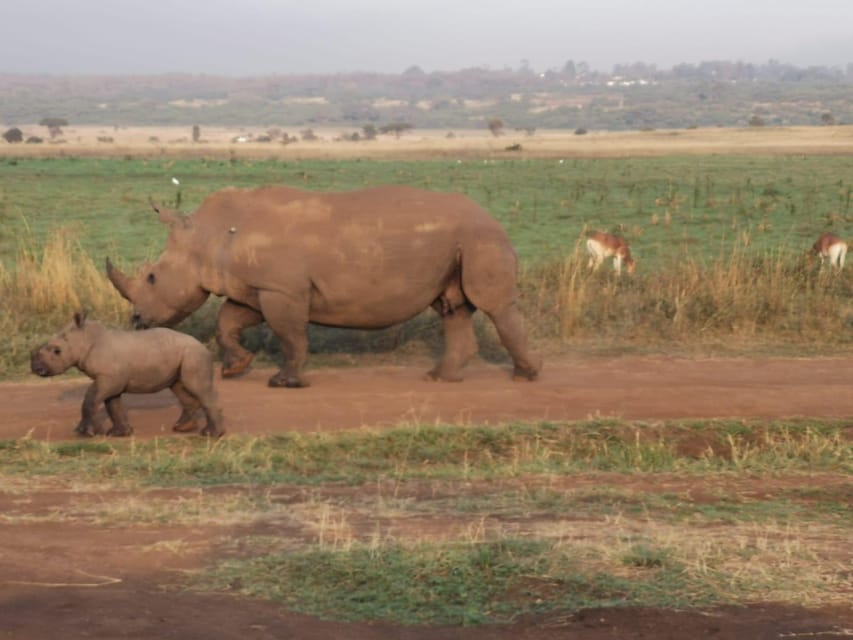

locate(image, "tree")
[[39, 117, 68, 139], [379, 122, 414, 138], [487, 118, 504, 137], [192, 124, 201, 142], [821, 113, 836, 126], [3, 127, 23, 143]]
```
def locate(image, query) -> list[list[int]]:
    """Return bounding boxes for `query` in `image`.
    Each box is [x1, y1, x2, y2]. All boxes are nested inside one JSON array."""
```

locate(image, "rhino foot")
[[222, 351, 254, 378], [173, 419, 199, 433], [268, 372, 309, 388], [75, 422, 103, 438], [423, 368, 464, 383], [511, 364, 540, 381], [200, 425, 225, 438], [106, 425, 133, 437]]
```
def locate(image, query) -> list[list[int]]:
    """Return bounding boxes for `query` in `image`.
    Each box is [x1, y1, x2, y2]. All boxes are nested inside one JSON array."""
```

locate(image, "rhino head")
[[31, 311, 89, 377], [106, 200, 210, 329]]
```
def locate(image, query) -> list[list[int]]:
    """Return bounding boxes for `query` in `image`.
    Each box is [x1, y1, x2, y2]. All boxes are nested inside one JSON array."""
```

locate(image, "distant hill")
[[2, 60, 852, 132]]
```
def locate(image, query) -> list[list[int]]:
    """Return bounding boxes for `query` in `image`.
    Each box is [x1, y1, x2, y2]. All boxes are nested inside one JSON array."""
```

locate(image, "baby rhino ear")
[[73, 310, 88, 328]]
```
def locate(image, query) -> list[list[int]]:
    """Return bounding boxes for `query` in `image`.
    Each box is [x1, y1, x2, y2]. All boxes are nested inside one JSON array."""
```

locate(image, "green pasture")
[[1, 154, 852, 377], [2, 154, 852, 267], [1, 419, 850, 623]]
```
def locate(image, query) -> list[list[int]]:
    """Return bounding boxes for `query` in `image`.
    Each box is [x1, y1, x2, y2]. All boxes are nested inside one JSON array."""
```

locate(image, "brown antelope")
[[812, 232, 847, 271], [586, 231, 635, 275]]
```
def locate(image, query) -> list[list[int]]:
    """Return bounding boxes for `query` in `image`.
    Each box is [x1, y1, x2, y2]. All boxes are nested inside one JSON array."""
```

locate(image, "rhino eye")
[[52, 347, 61, 355], [147, 273, 156, 285]]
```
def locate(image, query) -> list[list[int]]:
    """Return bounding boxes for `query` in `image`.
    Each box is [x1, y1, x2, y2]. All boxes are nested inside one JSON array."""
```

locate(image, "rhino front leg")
[[426, 303, 478, 382], [217, 300, 264, 378], [74, 383, 106, 437], [485, 303, 543, 381], [258, 290, 310, 388], [104, 395, 133, 437]]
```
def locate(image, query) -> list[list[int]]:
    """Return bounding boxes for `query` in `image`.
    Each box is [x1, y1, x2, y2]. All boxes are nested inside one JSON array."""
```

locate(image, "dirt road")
[[2, 355, 852, 639], [4, 355, 853, 440]]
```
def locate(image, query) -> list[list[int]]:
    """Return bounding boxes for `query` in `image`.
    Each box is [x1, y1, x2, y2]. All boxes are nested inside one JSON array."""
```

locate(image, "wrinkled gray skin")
[[30, 312, 224, 438], [106, 185, 542, 388]]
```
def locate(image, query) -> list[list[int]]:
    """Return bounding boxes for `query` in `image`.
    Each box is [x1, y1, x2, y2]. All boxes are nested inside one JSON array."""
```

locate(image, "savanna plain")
[[0, 127, 851, 639]]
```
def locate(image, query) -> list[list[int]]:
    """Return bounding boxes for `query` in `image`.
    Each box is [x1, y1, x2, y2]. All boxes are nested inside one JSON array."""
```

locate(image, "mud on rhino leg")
[[259, 291, 310, 389], [426, 303, 478, 382], [74, 383, 106, 437], [485, 303, 543, 381], [105, 395, 133, 437], [170, 381, 201, 433], [217, 300, 264, 378]]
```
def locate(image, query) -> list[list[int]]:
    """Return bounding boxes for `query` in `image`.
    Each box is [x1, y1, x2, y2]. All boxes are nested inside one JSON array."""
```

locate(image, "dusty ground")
[[7, 355, 853, 440], [2, 355, 852, 638], [5, 124, 853, 160]]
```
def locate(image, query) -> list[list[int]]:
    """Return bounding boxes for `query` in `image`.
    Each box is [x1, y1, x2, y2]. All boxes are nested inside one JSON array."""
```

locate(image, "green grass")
[[2, 155, 853, 267], [2, 154, 853, 377], [2, 418, 849, 624], [201, 539, 713, 625], [0, 419, 849, 486]]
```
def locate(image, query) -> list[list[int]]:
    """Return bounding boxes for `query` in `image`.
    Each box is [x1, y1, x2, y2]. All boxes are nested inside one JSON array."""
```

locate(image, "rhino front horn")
[[105, 258, 133, 301]]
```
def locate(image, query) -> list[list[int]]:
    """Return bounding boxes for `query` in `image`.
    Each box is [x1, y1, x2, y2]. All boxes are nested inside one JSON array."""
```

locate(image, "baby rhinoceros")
[[30, 312, 224, 438]]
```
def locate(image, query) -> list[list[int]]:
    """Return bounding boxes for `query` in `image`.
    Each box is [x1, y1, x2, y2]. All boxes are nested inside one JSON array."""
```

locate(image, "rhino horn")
[[148, 196, 185, 227], [105, 258, 134, 301]]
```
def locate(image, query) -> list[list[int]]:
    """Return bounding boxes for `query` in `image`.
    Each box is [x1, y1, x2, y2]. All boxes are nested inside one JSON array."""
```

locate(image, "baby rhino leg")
[[170, 381, 201, 433], [176, 349, 225, 438], [105, 395, 133, 437]]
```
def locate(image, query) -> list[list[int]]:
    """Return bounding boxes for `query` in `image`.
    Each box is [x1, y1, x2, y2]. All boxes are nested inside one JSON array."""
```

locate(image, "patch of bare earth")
[[1, 357, 852, 638]]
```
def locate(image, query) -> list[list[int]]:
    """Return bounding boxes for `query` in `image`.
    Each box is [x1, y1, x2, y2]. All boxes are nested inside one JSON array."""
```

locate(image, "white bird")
[[171, 177, 180, 186]]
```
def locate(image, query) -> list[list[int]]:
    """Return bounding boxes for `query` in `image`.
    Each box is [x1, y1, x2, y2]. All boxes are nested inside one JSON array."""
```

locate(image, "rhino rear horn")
[[105, 258, 133, 301], [148, 196, 185, 227]]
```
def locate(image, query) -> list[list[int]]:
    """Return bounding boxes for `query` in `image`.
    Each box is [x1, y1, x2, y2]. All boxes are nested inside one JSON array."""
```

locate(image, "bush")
[[3, 128, 23, 143]]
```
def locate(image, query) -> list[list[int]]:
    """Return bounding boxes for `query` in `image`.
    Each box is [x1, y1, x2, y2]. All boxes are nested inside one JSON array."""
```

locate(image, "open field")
[[1, 129, 852, 638], [5, 124, 853, 160]]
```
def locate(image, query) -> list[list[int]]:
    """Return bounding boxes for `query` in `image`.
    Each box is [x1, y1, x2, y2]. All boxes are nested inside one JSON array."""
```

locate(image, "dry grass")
[[0, 229, 129, 372], [521, 236, 853, 347], [2, 227, 852, 377], [5, 125, 853, 160]]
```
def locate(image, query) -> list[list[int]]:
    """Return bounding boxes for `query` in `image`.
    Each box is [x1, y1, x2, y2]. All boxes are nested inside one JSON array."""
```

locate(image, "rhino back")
[[83, 328, 208, 393], [188, 186, 513, 326]]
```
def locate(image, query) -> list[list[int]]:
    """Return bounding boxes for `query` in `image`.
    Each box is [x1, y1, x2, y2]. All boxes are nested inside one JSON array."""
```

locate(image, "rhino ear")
[[73, 310, 88, 328], [148, 197, 188, 229]]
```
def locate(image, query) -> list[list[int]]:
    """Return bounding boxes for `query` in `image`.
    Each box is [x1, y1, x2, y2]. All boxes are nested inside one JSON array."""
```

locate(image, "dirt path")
[[2, 355, 852, 638], [4, 355, 853, 440]]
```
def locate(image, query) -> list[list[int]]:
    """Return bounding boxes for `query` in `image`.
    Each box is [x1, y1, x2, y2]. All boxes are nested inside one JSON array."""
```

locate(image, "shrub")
[[3, 127, 23, 143]]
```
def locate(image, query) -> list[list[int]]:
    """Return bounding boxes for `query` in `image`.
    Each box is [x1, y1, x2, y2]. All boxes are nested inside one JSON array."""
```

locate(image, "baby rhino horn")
[[105, 258, 133, 301]]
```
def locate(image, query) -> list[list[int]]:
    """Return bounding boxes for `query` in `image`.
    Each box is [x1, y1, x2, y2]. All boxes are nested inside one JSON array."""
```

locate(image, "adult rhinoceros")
[[106, 185, 542, 388]]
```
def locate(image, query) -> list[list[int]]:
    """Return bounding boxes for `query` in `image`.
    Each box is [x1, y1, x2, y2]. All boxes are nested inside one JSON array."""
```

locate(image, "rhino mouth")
[[30, 358, 53, 377], [131, 313, 151, 330]]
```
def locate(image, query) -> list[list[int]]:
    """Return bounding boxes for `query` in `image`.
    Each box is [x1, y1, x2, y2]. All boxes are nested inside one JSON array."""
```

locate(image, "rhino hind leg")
[[105, 395, 133, 437], [170, 381, 201, 433], [217, 300, 264, 378], [459, 240, 542, 381], [425, 302, 478, 382], [173, 357, 225, 438], [485, 303, 543, 381]]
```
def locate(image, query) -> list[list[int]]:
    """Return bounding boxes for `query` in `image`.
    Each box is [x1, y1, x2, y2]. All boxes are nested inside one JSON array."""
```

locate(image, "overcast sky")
[[4, 0, 852, 75]]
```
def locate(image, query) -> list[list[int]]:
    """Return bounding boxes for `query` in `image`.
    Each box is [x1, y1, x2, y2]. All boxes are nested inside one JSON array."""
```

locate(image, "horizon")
[[3, 1, 852, 76]]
